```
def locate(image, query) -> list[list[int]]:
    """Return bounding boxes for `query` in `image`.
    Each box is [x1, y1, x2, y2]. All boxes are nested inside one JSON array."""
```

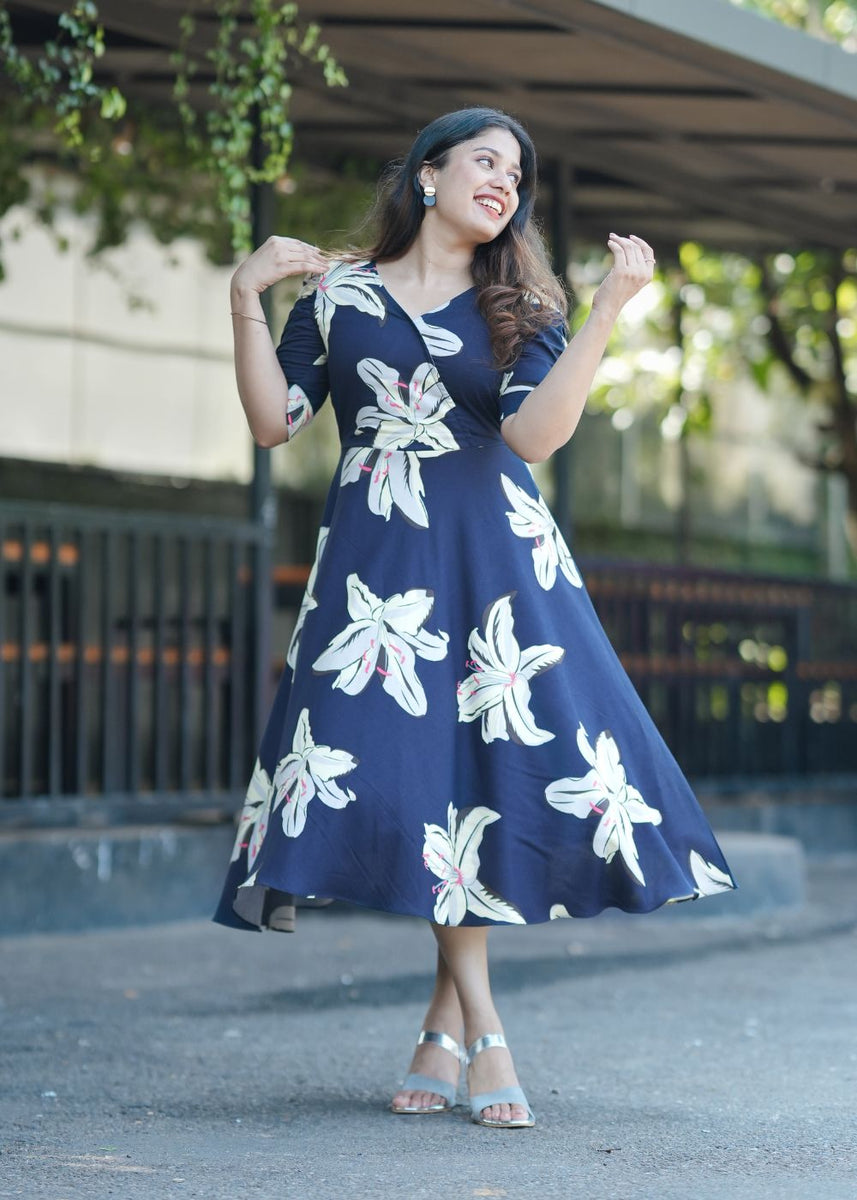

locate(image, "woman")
[[215, 107, 736, 1129]]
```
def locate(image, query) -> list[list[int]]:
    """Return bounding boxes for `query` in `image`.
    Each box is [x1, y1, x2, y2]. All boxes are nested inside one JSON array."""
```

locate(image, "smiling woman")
[[217, 106, 735, 1130]]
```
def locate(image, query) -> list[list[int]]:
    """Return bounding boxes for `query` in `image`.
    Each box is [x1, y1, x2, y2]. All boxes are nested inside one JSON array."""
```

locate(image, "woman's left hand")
[[590, 233, 656, 319]]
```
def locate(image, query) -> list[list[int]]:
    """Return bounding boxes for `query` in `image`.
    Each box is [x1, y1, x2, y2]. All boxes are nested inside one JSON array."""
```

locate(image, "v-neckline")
[[369, 260, 476, 323]]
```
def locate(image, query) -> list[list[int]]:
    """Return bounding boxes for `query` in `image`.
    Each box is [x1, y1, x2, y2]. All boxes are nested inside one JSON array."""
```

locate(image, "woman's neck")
[[387, 231, 475, 288]]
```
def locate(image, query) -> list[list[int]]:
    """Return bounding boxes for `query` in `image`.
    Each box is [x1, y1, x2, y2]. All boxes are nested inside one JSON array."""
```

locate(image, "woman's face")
[[420, 126, 523, 244]]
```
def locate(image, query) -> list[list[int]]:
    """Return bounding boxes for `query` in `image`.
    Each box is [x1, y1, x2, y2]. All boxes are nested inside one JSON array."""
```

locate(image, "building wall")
[[1, 196, 249, 482]]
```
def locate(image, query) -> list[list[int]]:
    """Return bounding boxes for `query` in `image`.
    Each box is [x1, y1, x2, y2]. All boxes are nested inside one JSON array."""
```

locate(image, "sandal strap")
[[466, 1032, 508, 1062], [470, 1086, 534, 1124], [400, 1072, 456, 1106], [418, 1029, 465, 1061]]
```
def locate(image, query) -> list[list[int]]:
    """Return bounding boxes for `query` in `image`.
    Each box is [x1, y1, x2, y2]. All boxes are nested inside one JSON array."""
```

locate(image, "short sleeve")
[[275, 288, 329, 439], [498, 316, 568, 421]]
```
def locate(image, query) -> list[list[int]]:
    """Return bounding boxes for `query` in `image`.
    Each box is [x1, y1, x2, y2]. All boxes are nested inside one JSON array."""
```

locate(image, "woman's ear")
[[417, 163, 435, 190]]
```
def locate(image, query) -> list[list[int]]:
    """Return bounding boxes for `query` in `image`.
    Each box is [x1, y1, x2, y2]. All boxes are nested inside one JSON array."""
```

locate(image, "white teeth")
[[476, 197, 502, 215]]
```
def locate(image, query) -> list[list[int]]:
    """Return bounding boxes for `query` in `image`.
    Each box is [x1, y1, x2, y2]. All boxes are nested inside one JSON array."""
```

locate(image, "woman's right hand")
[[230, 235, 330, 298]]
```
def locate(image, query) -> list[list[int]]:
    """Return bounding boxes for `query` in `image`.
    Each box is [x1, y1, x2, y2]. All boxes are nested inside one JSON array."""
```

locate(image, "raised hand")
[[591, 233, 656, 319], [231, 235, 330, 298]]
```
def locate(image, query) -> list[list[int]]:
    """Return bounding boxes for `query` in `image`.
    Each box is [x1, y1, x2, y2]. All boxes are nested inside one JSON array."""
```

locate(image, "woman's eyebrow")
[[472, 145, 522, 172]]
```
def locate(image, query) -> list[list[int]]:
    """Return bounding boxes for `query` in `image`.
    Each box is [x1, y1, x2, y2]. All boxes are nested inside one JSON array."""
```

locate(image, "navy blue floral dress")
[[214, 259, 736, 932]]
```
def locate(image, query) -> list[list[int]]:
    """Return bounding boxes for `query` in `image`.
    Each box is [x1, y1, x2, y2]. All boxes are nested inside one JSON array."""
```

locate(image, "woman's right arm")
[[230, 236, 329, 448]]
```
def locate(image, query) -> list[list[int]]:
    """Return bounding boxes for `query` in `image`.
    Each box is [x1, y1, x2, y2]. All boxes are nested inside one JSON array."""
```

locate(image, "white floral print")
[[498, 370, 535, 417], [500, 474, 583, 590], [271, 708, 359, 839], [286, 525, 329, 671], [355, 358, 459, 452], [314, 260, 385, 350], [230, 757, 274, 869], [545, 724, 662, 886], [339, 358, 460, 528], [689, 850, 735, 896], [313, 573, 449, 716], [340, 446, 433, 529], [457, 592, 563, 745], [423, 802, 525, 925], [413, 308, 463, 357], [286, 383, 315, 439]]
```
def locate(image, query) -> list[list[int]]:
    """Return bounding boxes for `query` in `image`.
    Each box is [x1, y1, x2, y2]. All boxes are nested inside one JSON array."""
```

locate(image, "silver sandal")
[[467, 1033, 535, 1128], [390, 1030, 465, 1114]]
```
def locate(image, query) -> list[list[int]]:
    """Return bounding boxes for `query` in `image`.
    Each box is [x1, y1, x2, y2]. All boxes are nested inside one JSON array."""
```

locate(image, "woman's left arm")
[[501, 233, 655, 464]]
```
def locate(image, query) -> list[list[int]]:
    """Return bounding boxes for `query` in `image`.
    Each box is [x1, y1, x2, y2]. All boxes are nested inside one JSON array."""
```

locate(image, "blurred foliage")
[[0, 1, 125, 148], [727, 0, 857, 47], [576, 0, 857, 557], [0, 0, 349, 273]]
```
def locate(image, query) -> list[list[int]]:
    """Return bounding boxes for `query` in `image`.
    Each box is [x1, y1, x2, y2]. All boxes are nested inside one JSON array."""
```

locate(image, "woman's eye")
[[478, 156, 493, 168]]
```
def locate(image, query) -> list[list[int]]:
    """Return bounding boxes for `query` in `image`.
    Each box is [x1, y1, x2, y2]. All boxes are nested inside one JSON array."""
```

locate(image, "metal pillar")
[[550, 158, 574, 542], [249, 127, 278, 744]]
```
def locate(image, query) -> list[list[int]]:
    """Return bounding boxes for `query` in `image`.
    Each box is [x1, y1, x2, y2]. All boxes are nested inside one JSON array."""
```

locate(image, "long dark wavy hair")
[[354, 108, 567, 370]]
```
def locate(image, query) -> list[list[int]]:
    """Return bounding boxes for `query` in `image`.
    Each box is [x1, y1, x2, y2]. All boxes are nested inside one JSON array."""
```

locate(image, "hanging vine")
[[0, 0, 348, 272], [171, 0, 347, 253]]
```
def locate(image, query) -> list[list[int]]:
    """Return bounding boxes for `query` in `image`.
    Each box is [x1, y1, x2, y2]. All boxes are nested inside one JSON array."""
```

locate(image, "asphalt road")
[[2, 862, 856, 1200]]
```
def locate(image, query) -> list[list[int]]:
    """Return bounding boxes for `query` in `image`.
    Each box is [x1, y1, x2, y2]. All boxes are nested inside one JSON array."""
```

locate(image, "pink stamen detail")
[[359, 463, 372, 473], [589, 802, 605, 815], [376, 666, 392, 677]]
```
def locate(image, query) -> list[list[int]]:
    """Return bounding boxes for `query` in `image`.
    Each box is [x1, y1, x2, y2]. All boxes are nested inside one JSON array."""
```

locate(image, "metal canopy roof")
[[10, 0, 857, 250]]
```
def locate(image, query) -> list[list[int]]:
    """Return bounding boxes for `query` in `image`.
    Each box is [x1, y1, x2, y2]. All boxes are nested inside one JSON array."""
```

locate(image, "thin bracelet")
[[230, 311, 268, 325]]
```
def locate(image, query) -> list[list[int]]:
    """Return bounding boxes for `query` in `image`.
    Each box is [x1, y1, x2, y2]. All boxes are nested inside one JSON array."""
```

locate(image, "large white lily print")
[[457, 592, 563, 745], [271, 708, 359, 839], [340, 445, 430, 529], [689, 850, 735, 896], [545, 724, 662, 886], [313, 573, 449, 716], [423, 803, 525, 926], [355, 358, 459, 451], [340, 358, 460, 529], [230, 758, 274, 869], [500, 474, 582, 590], [286, 525, 329, 671], [314, 260, 386, 350]]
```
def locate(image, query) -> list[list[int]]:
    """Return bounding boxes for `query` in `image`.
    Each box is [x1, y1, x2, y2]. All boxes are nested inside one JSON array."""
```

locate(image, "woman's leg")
[[390, 943, 464, 1111], [432, 924, 529, 1124]]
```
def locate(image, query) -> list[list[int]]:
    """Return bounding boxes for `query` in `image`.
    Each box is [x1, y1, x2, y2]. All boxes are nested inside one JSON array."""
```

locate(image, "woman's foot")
[[390, 1025, 464, 1112], [466, 1034, 531, 1126]]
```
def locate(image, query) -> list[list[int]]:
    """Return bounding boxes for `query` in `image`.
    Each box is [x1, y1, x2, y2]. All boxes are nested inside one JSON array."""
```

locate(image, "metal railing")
[[1, 500, 269, 824], [585, 560, 857, 778]]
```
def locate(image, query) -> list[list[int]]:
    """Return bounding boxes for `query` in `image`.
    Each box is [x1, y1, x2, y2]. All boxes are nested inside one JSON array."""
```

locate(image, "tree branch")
[[757, 258, 814, 392]]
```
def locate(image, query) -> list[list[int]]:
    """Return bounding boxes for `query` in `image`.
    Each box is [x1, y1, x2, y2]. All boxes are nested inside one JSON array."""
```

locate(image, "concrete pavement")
[[2, 859, 856, 1200]]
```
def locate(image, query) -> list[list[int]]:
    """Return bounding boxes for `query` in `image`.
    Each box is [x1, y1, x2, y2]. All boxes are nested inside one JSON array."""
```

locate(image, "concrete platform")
[[0, 824, 806, 937]]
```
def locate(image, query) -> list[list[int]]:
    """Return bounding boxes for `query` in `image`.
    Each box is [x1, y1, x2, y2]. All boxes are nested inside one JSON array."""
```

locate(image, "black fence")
[[2, 500, 856, 825], [586, 561, 857, 778], [0, 500, 269, 825]]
